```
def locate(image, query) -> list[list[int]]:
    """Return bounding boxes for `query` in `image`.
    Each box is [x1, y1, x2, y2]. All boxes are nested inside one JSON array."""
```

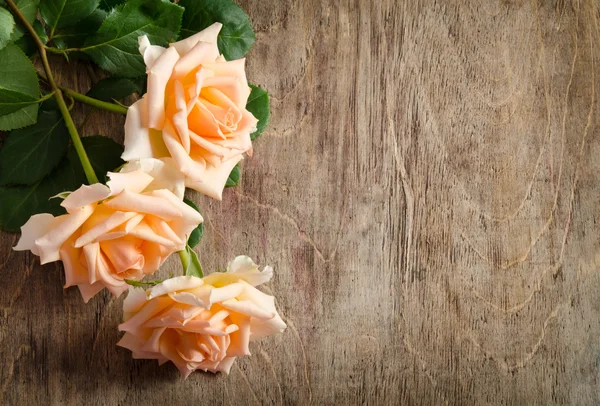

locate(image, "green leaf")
[[15, 21, 49, 56], [40, 0, 100, 35], [225, 164, 240, 187], [183, 198, 204, 248], [178, 0, 255, 61], [246, 84, 270, 140], [98, 0, 123, 11], [0, 8, 15, 50], [0, 103, 38, 130], [0, 44, 40, 130], [179, 244, 203, 278], [124, 278, 163, 287], [0, 135, 124, 232], [86, 77, 138, 102], [82, 0, 183, 77], [80, 135, 125, 181], [0, 109, 69, 186], [52, 8, 107, 49], [2, 0, 39, 41]]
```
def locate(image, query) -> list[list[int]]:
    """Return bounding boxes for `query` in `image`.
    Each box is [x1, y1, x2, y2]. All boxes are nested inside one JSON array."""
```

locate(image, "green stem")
[[62, 88, 128, 115], [178, 250, 190, 272], [6, 0, 99, 185]]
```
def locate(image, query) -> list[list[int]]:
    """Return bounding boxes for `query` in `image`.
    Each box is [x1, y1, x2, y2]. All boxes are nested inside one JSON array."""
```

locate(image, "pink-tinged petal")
[[168, 291, 207, 308], [216, 357, 236, 374], [220, 298, 275, 320], [104, 190, 181, 220], [138, 35, 167, 69], [163, 125, 211, 181], [60, 234, 88, 287], [119, 296, 172, 333], [123, 98, 169, 161], [75, 211, 138, 247], [146, 46, 180, 130], [77, 281, 105, 303], [170, 22, 222, 55], [118, 332, 164, 360], [202, 76, 249, 108], [204, 59, 249, 91], [185, 154, 242, 200], [35, 205, 95, 264], [120, 158, 186, 199], [188, 131, 230, 157], [227, 314, 251, 356], [146, 216, 184, 246], [141, 326, 167, 353], [250, 313, 287, 341], [171, 81, 191, 152], [123, 287, 148, 316], [127, 222, 178, 248], [204, 257, 274, 287], [61, 184, 110, 211], [100, 236, 145, 274], [14, 213, 56, 255], [149, 189, 203, 236], [107, 170, 154, 196], [172, 41, 220, 79], [148, 276, 204, 299]]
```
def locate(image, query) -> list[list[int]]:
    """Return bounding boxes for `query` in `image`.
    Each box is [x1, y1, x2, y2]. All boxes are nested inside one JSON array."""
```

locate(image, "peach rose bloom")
[[117, 256, 286, 377], [123, 22, 258, 200], [14, 161, 203, 302]]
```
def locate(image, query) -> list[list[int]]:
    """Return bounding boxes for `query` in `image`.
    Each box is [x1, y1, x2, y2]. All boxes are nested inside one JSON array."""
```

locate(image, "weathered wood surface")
[[2, 0, 600, 404]]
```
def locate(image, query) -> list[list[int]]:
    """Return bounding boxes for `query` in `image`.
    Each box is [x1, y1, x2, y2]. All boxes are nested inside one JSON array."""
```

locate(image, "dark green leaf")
[[82, 0, 183, 77], [2, 0, 39, 41], [183, 198, 204, 248], [0, 135, 124, 232], [52, 8, 107, 49], [0, 44, 40, 130], [0, 104, 38, 130], [0, 8, 15, 50], [15, 21, 49, 56], [0, 147, 86, 232], [246, 84, 270, 140], [225, 164, 240, 187], [179, 0, 254, 61], [124, 278, 163, 287], [86, 77, 138, 102], [80, 135, 125, 181], [0, 109, 69, 186], [40, 0, 99, 35], [180, 244, 203, 278], [98, 0, 123, 11]]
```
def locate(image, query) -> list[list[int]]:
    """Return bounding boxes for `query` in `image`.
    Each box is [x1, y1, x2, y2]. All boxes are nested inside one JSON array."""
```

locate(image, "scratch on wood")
[[285, 317, 313, 405]]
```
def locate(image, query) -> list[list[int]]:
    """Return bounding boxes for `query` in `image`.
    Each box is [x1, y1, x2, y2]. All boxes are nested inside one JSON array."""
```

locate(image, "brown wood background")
[[2, 0, 600, 404]]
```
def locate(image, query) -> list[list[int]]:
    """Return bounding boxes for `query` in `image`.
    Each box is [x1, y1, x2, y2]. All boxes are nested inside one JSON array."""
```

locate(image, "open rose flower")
[[123, 22, 258, 200], [117, 256, 286, 377], [14, 163, 203, 302]]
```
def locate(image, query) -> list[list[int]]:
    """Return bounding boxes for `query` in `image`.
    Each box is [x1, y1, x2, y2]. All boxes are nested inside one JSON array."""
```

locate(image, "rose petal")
[[14, 213, 56, 255], [146, 46, 180, 130], [104, 190, 181, 220], [185, 154, 242, 200], [107, 170, 154, 196], [170, 22, 222, 55], [122, 98, 169, 161], [61, 183, 110, 211], [120, 158, 186, 199], [148, 276, 204, 299]]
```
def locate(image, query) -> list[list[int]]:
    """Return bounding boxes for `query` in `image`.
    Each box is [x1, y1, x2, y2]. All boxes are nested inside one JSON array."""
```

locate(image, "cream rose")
[[123, 22, 258, 200], [14, 160, 203, 302], [117, 256, 286, 377]]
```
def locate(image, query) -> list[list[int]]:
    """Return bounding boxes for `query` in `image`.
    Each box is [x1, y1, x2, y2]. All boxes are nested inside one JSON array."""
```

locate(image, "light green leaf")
[[179, 0, 255, 61], [40, 0, 100, 35], [52, 8, 107, 49], [179, 244, 203, 278], [124, 278, 163, 287], [0, 44, 40, 130], [225, 164, 240, 187], [0, 109, 69, 186], [0, 8, 15, 50], [82, 0, 183, 77], [183, 198, 204, 248], [2, 0, 39, 41], [0, 135, 124, 232], [86, 77, 138, 102], [246, 84, 270, 140]]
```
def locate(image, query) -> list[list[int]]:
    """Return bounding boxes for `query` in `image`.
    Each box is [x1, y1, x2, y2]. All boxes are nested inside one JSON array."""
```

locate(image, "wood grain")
[[2, 0, 600, 404]]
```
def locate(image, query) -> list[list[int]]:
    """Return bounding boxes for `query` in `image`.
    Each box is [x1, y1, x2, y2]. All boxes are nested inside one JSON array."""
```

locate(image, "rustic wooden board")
[[2, 0, 600, 404]]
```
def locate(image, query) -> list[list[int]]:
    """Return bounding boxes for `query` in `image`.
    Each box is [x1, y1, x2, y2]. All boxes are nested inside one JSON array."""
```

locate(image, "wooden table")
[[2, 0, 600, 404]]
